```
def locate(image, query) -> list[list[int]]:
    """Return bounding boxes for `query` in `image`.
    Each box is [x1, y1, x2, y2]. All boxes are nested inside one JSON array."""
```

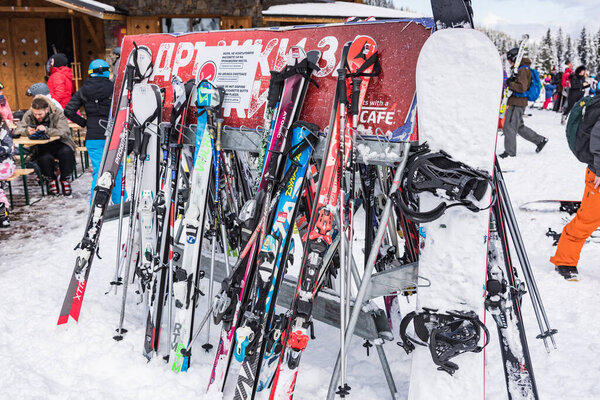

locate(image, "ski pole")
[[495, 160, 557, 351], [327, 141, 410, 400]]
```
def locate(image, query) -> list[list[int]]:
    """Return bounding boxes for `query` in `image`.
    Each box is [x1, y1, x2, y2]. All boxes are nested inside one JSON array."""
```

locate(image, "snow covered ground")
[[1, 108, 599, 399]]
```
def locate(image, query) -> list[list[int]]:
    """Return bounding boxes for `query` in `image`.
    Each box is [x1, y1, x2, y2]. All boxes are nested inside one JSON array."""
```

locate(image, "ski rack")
[[203, 130, 414, 399], [221, 126, 407, 165]]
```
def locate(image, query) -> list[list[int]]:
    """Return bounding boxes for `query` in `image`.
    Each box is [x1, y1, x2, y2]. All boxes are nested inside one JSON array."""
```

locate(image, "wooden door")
[[10, 18, 48, 110], [0, 22, 17, 112], [77, 16, 106, 80]]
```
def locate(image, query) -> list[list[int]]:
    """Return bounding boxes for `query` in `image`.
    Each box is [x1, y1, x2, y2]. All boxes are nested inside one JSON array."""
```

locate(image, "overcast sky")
[[393, 0, 600, 42]]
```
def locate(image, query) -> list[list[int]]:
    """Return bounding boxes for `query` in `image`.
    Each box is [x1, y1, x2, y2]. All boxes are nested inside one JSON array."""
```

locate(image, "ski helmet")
[[26, 82, 50, 96], [506, 47, 519, 63], [88, 59, 110, 78]]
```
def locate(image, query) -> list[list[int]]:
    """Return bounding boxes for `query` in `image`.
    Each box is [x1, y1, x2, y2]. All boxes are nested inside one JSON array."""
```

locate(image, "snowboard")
[[407, 28, 503, 400], [430, 0, 474, 29], [520, 200, 580, 215]]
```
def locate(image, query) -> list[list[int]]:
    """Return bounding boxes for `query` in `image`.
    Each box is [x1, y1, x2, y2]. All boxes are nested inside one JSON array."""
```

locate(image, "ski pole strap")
[[346, 51, 381, 78]]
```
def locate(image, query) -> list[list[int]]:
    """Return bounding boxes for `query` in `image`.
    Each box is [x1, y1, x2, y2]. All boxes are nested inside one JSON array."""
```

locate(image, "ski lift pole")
[[495, 159, 557, 352]]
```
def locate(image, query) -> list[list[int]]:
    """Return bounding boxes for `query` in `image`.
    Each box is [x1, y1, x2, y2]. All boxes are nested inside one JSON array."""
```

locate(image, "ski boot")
[[555, 265, 579, 281], [61, 176, 72, 196], [48, 178, 60, 195], [0, 203, 10, 228]]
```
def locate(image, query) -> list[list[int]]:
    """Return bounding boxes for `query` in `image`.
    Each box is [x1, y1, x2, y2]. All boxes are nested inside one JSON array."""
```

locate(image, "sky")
[[393, 0, 600, 42]]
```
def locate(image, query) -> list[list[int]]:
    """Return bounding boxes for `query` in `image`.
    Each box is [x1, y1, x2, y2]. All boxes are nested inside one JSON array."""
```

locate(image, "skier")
[[562, 66, 590, 123], [26, 82, 63, 110], [550, 98, 600, 280], [64, 59, 125, 204], [0, 81, 15, 129], [543, 77, 556, 110], [499, 47, 548, 158], [0, 113, 14, 227], [13, 96, 75, 195], [46, 53, 74, 109]]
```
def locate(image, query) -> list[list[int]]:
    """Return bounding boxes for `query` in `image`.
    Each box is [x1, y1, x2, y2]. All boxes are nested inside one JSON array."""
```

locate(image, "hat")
[[26, 82, 50, 96], [507, 48, 519, 63]]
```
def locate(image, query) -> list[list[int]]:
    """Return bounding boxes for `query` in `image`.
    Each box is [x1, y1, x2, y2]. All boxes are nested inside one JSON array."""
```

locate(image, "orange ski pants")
[[550, 168, 600, 267]]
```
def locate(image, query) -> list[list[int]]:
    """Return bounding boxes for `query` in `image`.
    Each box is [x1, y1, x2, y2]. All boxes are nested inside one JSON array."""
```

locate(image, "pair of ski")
[[207, 45, 322, 399]]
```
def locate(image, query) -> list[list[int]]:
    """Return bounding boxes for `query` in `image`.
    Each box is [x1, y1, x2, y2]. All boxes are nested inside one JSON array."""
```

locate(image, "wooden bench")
[[2, 168, 36, 208]]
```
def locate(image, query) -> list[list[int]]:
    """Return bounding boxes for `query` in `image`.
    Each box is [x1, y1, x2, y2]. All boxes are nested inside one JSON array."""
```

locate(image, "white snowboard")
[[407, 29, 503, 400]]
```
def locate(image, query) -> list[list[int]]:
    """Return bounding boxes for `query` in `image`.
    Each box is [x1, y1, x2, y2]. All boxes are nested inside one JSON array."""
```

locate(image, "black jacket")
[[64, 76, 114, 141], [574, 97, 600, 174], [567, 74, 589, 105]]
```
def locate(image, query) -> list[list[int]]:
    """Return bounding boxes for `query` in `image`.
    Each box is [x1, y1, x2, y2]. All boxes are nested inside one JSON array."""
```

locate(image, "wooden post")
[[70, 14, 80, 91]]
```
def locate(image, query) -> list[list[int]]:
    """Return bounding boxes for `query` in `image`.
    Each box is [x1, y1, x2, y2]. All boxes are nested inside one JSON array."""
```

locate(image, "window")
[[161, 18, 221, 33]]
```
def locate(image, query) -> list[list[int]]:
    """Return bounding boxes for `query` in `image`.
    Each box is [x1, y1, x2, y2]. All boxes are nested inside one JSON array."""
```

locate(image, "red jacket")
[[562, 68, 572, 89], [48, 66, 74, 108]]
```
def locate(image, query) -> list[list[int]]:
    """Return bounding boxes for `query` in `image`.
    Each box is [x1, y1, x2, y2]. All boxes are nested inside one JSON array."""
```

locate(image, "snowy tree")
[[363, 0, 395, 8], [565, 34, 575, 66], [577, 27, 589, 67], [594, 30, 600, 74], [536, 29, 556, 74], [555, 28, 564, 67]]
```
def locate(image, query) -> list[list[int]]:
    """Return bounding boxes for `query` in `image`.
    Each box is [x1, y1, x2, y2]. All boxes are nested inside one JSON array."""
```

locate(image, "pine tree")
[[565, 34, 575, 66], [595, 30, 600, 74], [537, 28, 555, 74], [363, 0, 395, 8], [555, 28, 564, 67], [578, 27, 589, 67]]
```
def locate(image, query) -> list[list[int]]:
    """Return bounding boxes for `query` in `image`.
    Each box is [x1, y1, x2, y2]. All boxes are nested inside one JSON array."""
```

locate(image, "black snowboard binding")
[[398, 308, 490, 375], [396, 144, 495, 223]]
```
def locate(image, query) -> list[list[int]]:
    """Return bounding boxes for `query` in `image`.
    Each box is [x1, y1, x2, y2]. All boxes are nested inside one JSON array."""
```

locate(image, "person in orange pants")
[[550, 168, 600, 280], [550, 98, 600, 280]]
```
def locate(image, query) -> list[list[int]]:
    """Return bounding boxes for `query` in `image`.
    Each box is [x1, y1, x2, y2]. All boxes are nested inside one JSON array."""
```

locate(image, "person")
[[543, 77, 556, 110], [26, 82, 63, 110], [560, 61, 573, 117], [552, 66, 564, 112], [0, 113, 14, 227], [0, 81, 15, 129], [14, 96, 75, 195], [47, 53, 74, 109], [562, 66, 590, 124], [550, 97, 600, 280], [65, 59, 125, 204], [499, 47, 548, 158]]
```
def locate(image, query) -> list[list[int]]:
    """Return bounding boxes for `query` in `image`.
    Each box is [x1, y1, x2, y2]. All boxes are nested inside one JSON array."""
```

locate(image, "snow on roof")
[[78, 0, 117, 13], [262, 1, 422, 19]]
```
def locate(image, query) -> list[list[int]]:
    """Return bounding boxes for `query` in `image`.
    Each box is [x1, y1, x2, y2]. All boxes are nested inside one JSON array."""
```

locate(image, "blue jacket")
[[544, 83, 556, 99]]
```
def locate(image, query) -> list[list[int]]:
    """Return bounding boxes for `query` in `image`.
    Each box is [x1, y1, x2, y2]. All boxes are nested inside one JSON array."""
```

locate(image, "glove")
[[29, 130, 50, 140], [506, 76, 516, 86]]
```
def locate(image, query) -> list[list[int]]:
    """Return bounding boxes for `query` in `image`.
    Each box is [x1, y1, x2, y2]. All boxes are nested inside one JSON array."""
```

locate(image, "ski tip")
[[56, 314, 78, 330]]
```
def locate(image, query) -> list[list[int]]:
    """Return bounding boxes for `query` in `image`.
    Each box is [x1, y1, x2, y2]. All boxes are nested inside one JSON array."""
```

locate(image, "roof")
[[44, 0, 126, 19], [262, 1, 422, 19]]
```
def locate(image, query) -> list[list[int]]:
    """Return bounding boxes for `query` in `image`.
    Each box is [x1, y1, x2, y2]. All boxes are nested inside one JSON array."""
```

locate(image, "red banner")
[[119, 19, 433, 142]]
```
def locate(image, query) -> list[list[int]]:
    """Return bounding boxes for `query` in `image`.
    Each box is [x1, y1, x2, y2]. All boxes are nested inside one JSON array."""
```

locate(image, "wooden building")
[[0, 0, 414, 110]]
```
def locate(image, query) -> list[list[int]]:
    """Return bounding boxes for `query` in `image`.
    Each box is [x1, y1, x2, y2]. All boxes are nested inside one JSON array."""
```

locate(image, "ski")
[[519, 200, 580, 215], [57, 44, 153, 328], [269, 35, 380, 400], [169, 80, 225, 372], [430, 0, 474, 29], [486, 196, 539, 400], [207, 46, 321, 394]]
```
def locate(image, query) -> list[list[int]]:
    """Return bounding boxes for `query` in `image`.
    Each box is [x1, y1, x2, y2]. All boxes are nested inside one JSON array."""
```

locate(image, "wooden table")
[[12, 135, 60, 205]]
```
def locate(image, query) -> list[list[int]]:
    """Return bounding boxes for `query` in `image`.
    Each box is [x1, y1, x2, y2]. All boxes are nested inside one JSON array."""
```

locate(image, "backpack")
[[565, 96, 600, 155], [513, 66, 542, 102]]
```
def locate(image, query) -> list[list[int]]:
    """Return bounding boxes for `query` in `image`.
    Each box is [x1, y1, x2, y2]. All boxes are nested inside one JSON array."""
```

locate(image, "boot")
[[61, 177, 72, 196], [555, 265, 579, 281], [49, 178, 59, 195], [0, 203, 10, 228]]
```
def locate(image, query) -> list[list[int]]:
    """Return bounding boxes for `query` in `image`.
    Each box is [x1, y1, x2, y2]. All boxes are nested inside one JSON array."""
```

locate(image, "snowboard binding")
[[396, 144, 495, 223], [398, 308, 490, 375]]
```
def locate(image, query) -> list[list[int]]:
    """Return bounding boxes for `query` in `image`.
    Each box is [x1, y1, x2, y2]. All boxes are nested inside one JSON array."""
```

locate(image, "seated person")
[[0, 81, 15, 130], [14, 96, 76, 195]]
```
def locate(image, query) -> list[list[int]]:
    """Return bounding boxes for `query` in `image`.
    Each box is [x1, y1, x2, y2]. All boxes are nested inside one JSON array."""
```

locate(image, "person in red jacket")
[[560, 61, 573, 122], [46, 53, 74, 109]]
